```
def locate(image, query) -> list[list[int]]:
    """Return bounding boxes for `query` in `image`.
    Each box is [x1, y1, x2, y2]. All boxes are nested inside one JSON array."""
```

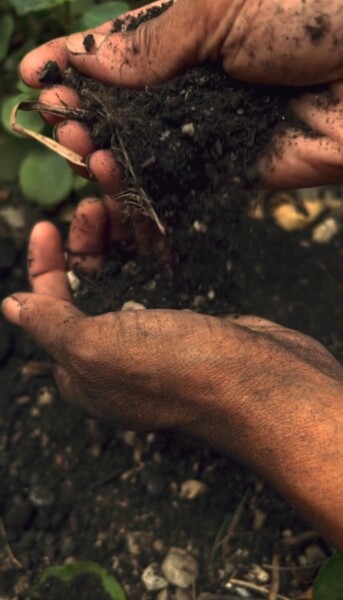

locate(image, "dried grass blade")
[[11, 102, 86, 167]]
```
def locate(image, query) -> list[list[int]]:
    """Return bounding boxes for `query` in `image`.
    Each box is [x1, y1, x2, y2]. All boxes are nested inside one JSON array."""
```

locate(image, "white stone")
[[181, 123, 195, 137], [121, 300, 146, 311], [141, 563, 168, 592], [67, 270, 81, 292], [312, 217, 339, 243], [180, 479, 208, 500], [162, 547, 198, 588]]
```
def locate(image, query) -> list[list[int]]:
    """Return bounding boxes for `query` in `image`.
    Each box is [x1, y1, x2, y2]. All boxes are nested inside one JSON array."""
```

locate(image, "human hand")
[[2, 200, 343, 547], [19, 0, 343, 189]]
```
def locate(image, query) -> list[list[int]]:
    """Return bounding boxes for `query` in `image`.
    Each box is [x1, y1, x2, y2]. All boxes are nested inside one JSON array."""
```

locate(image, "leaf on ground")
[[0, 14, 14, 62], [38, 561, 126, 600], [7, 0, 77, 16], [1, 94, 44, 136], [0, 133, 37, 184], [313, 554, 343, 600], [78, 1, 129, 28], [19, 150, 73, 206]]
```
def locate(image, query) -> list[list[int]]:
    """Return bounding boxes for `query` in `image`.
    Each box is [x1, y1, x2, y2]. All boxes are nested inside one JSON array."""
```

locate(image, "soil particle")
[[83, 33, 95, 53], [39, 60, 62, 85], [304, 13, 331, 44], [112, 1, 174, 33]]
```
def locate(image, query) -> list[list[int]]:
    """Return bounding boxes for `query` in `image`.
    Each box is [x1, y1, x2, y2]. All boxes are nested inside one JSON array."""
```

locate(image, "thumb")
[[1, 293, 83, 363], [66, 0, 208, 87]]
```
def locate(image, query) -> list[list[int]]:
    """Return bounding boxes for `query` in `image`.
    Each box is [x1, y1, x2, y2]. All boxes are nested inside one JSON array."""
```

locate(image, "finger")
[[28, 222, 71, 301], [104, 196, 133, 244], [19, 1, 167, 88], [66, 0, 204, 87], [222, 314, 279, 328], [87, 149, 121, 195], [290, 93, 343, 148], [68, 197, 109, 271], [259, 131, 343, 188], [38, 85, 80, 124], [19, 20, 115, 88], [55, 120, 95, 178], [1, 293, 83, 363]]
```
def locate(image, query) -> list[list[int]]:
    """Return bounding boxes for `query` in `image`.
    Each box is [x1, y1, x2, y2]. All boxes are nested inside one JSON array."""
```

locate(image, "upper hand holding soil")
[[19, 0, 343, 189]]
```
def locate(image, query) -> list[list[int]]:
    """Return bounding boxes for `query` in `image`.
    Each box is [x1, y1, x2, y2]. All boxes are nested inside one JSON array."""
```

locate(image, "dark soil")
[[1, 3, 342, 599]]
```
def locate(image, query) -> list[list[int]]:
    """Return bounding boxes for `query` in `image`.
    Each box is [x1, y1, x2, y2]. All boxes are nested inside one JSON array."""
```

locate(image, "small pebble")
[[180, 479, 208, 500], [67, 270, 81, 292], [37, 386, 55, 407], [29, 484, 55, 508], [141, 563, 168, 592], [121, 300, 146, 311], [181, 123, 195, 137], [312, 217, 339, 243], [248, 564, 269, 584], [162, 547, 198, 589]]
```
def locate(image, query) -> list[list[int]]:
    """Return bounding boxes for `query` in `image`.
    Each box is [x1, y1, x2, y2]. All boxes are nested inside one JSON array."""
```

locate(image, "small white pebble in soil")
[[312, 217, 339, 244], [181, 122, 195, 137], [162, 547, 198, 588], [67, 270, 81, 292], [22, 360, 50, 381], [247, 563, 269, 584], [193, 220, 207, 233], [121, 300, 146, 311], [37, 386, 55, 407], [225, 582, 251, 598], [141, 563, 168, 592], [179, 479, 208, 500], [160, 130, 171, 141]]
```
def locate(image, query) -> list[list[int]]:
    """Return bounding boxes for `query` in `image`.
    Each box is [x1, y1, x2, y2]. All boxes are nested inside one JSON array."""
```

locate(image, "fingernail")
[[66, 32, 106, 55], [1, 296, 21, 325], [85, 154, 96, 180]]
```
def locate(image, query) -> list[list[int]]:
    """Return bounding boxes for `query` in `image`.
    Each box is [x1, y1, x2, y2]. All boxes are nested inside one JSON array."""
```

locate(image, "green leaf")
[[313, 554, 343, 600], [38, 561, 126, 600], [7, 0, 77, 16], [17, 80, 36, 94], [73, 174, 88, 190], [20, 150, 73, 206], [0, 14, 14, 62], [79, 1, 129, 29], [1, 94, 44, 136], [0, 133, 37, 184]]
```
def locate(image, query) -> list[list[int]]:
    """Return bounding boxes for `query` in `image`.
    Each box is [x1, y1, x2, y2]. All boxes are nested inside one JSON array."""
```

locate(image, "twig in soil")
[[263, 559, 326, 572], [268, 550, 281, 600], [0, 518, 22, 569], [229, 578, 290, 600], [115, 133, 166, 235], [280, 530, 320, 547], [221, 492, 248, 559]]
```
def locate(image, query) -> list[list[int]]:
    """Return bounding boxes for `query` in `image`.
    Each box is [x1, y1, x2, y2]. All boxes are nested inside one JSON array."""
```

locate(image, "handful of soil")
[[58, 6, 320, 315]]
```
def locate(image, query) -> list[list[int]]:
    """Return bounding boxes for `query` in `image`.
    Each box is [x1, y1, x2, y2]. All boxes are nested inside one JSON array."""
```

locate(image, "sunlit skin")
[[2, 0, 343, 549]]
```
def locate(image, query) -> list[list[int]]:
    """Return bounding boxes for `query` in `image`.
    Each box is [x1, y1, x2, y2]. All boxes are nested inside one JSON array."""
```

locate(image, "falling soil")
[[1, 3, 343, 599]]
